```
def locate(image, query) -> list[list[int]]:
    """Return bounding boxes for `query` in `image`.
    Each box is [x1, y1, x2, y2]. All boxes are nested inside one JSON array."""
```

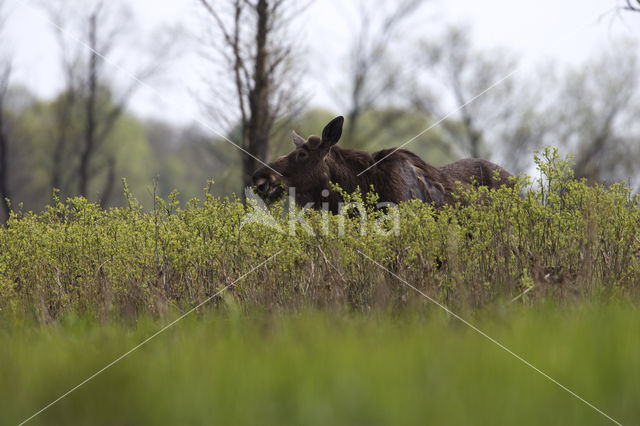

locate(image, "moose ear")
[[321, 116, 344, 147], [291, 130, 306, 147]]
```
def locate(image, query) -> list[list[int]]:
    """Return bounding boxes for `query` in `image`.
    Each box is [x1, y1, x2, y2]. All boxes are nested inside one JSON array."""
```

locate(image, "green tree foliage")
[[8, 90, 153, 211]]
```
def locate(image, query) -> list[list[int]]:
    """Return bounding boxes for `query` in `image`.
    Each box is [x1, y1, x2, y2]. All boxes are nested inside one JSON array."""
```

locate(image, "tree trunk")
[[51, 90, 75, 196], [243, 0, 271, 191], [346, 108, 359, 144], [79, 10, 99, 197], [99, 156, 116, 208], [0, 67, 10, 221], [0, 118, 9, 221]]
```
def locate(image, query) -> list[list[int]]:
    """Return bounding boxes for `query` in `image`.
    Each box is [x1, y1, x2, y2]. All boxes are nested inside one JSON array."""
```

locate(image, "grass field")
[[2, 304, 638, 425], [2, 152, 639, 425]]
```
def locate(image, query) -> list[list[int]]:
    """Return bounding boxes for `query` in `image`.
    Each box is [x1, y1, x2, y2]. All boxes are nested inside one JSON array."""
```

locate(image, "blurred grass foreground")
[[2, 306, 639, 425]]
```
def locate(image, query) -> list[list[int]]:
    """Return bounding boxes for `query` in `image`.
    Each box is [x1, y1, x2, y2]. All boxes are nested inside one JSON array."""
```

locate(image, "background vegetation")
[[1, 1, 640, 220]]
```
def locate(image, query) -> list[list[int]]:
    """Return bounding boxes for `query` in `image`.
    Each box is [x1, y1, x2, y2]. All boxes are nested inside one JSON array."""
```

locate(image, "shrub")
[[1, 148, 639, 322]]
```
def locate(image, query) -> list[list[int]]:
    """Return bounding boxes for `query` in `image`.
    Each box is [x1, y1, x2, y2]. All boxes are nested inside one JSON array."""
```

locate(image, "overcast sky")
[[5, 0, 640, 127]]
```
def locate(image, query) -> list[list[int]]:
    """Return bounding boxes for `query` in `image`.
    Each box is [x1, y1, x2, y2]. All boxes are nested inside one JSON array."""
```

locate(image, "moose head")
[[252, 116, 344, 207]]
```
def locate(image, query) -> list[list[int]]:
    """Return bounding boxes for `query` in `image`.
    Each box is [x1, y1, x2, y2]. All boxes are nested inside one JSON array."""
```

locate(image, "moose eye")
[[296, 150, 308, 161]]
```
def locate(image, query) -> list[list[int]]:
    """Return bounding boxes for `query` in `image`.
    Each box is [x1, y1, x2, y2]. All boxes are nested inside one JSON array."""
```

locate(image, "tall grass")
[[2, 305, 638, 425]]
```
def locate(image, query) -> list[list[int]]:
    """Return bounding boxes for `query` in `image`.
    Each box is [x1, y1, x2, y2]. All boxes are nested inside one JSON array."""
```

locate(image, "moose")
[[252, 116, 513, 213]]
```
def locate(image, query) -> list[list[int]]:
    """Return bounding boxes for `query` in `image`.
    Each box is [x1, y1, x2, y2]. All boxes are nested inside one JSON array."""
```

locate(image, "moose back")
[[252, 116, 513, 213]]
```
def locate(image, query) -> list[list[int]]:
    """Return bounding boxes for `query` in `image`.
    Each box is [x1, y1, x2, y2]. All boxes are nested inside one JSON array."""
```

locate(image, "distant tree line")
[[1, 0, 640, 223]]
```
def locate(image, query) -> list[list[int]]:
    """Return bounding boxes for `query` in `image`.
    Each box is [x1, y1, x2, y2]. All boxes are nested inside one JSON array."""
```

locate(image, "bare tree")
[[540, 41, 640, 185], [43, 0, 177, 206], [0, 0, 11, 221], [199, 0, 305, 191], [44, 3, 81, 197], [0, 62, 10, 220], [622, 0, 640, 11], [339, 0, 425, 142], [78, 3, 126, 206], [414, 26, 524, 161]]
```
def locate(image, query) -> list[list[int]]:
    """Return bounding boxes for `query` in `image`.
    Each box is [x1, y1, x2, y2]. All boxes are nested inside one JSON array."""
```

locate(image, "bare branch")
[[41, 0, 177, 204], [341, 0, 427, 142], [0, 62, 11, 220], [624, 0, 640, 11], [198, 0, 306, 192]]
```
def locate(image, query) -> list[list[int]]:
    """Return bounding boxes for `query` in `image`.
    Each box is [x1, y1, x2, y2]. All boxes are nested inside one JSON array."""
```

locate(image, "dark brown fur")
[[252, 116, 513, 213]]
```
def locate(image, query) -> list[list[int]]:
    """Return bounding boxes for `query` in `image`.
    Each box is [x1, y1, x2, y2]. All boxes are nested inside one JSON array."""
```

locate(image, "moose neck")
[[324, 146, 379, 213]]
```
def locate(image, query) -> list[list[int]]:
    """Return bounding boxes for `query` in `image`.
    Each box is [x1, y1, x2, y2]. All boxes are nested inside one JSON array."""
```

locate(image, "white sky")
[[4, 0, 640, 127]]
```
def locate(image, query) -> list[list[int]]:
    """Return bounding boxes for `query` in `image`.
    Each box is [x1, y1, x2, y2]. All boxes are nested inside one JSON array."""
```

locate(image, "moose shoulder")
[[252, 116, 513, 214]]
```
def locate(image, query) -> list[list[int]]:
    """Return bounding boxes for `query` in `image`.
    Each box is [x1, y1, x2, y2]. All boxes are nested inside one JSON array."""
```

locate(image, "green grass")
[[2, 304, 638, 425]]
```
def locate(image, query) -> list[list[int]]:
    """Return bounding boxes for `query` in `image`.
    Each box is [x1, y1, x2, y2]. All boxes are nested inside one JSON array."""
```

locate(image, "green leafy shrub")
[[1, 148, 639, 322]]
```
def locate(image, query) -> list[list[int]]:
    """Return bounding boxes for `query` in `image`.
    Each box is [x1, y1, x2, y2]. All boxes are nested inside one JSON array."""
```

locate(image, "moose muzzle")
[[252, 170, 285, 203]]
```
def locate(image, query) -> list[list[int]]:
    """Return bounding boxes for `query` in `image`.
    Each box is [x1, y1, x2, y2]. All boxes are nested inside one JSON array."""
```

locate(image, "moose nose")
[[257, 182, 269, 194]]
